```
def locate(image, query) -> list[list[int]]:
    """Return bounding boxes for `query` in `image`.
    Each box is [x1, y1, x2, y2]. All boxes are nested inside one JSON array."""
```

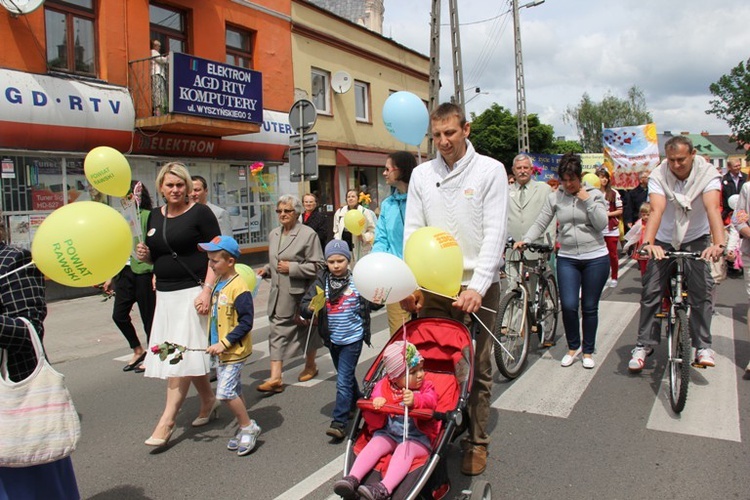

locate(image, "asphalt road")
[[45, 259, 750, 500]]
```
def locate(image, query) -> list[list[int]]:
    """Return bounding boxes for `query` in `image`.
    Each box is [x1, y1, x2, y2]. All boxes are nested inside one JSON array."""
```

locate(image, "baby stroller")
[[343, 317, 492, 500]]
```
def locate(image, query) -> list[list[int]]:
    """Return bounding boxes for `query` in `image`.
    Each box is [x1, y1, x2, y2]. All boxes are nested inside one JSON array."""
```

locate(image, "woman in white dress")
[[136, 162, 221, 447]]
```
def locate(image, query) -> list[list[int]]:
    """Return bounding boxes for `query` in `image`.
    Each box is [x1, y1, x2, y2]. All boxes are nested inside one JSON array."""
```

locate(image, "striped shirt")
[[326, 279, 363, 346]]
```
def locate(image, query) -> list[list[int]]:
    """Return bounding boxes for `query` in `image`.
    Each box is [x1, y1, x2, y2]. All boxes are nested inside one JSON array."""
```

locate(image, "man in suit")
[[506, 154, 554, 330], [721, 158, 745, 220]]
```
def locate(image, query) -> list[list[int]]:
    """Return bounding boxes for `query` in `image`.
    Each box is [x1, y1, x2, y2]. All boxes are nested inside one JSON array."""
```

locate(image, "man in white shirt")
[[401, 102, 508, 476], [628, 135, 725, 372]]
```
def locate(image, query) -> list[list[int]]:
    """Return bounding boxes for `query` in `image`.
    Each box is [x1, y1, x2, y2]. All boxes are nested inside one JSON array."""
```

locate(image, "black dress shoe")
[[123, 352, 147, 372], [133, 364, 146, 374]]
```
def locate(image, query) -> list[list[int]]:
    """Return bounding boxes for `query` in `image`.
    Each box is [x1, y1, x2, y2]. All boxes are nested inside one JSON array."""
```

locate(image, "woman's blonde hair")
[[155, 162, 192, 195]]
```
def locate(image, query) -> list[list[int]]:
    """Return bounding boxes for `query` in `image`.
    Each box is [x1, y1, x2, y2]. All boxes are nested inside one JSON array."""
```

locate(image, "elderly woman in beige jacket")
[[257, 194, 324, 392]]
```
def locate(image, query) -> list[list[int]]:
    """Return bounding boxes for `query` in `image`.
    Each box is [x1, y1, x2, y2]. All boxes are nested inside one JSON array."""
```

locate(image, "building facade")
[[290, 0, 429, 217], [1, 0, 294, 260]]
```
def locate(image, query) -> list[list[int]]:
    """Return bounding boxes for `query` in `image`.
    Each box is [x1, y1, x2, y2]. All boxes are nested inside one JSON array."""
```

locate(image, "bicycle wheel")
[[493, 289, 530, 379], [537, 273, 559, 347], [668, 308, 691, 413]]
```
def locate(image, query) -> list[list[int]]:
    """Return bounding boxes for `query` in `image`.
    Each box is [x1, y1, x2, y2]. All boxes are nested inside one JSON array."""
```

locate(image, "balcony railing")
[[128, 55, 170, 119]]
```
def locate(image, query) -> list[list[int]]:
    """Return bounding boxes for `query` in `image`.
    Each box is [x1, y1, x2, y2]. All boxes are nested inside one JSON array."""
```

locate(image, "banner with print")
[[602, 123, 660, 189]]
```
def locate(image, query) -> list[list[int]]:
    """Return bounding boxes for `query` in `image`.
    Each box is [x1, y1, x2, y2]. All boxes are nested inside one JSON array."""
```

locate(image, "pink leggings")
[[349, 436, 430, 493], [605, 236, 619, 279]]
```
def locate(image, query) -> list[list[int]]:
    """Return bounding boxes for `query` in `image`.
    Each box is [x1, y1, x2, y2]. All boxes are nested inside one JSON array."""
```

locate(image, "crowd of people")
[[6, 99, 750, 499]]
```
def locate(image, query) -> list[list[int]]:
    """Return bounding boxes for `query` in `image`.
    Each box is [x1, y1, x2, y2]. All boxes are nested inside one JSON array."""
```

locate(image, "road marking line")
[[646, 307, 741, 442], [272, 453, 344, 500], [492, 301, 640, 418]]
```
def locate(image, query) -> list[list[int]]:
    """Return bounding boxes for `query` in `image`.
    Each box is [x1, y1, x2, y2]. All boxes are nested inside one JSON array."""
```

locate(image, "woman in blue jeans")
[[515, 153, 609, 368]]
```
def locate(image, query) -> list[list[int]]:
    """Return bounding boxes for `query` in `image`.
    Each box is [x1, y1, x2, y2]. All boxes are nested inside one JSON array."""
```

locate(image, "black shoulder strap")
[[161, 206, 203, 287]]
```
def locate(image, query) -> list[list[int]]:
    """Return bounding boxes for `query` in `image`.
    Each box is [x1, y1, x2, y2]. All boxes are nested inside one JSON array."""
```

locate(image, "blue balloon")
[[382, 91, 429, 146]]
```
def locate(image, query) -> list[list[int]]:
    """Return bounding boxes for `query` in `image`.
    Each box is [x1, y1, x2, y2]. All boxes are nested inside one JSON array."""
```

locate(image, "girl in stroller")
[[333, 341, 438, 500]]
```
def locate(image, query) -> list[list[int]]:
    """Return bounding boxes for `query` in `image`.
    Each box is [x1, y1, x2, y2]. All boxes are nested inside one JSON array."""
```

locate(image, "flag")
[[602, 123, 660, 189], [308, 286, 325, 314]]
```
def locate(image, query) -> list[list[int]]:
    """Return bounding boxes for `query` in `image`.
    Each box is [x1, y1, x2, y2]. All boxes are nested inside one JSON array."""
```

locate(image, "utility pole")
[[513, 0, 529, 153], [448, 0, 465, 112], [428, 0, 441, 157]]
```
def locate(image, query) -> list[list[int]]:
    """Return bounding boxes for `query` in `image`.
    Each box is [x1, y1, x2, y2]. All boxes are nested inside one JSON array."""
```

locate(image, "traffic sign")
[[289, 132, 318, 148], [289, 145, 318, 182], [289, 99, 317, 133]]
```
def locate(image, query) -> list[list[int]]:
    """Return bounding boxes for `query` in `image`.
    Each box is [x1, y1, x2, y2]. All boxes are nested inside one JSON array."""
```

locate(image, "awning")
[[336, 149, 389, 167]]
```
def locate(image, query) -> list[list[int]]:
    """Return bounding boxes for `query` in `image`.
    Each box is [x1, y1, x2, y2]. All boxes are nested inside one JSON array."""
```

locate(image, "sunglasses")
[[275, 209, 295, 214]]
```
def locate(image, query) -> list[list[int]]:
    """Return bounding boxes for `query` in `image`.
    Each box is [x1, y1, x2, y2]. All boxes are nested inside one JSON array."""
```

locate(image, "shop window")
[[354, 81, 370, 122], [44, 0, 96, 76], [226, 25, 254, 69], [311, 68, 331, 115], [149, 2, 187, 54]]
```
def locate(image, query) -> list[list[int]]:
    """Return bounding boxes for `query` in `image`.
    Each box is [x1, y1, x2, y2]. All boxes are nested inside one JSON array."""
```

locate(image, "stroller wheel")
[[469, 480, 492, 500]]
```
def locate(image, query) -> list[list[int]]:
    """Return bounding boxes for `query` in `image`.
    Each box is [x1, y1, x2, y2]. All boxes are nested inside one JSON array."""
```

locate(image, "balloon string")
[[0, 261, 35, 281], [418, 287, 497, 314], [470, 311, 514, 361]]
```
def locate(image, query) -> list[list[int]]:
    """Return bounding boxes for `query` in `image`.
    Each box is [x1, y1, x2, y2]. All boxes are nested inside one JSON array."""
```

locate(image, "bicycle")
[[493, 241, 559, 379], [650, 250, 705, 413]]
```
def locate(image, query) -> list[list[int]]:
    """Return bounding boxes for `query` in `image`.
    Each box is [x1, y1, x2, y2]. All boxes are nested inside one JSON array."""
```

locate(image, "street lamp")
[[465, 87, 489, 104], [514, 0, 544, 153]]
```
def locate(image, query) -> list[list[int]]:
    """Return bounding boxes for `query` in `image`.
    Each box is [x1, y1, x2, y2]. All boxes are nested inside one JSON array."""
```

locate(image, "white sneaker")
[[608, 279, 618, 288], [695, 348, 715, 367], [628, 345, 653, 373], [582, 356, 595, 369]]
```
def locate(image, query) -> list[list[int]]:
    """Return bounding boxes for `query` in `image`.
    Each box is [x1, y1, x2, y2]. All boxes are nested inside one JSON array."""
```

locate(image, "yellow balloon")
[[404, 227, 463, 297], [235, 264, 258, 295], [84, 146, 132, 197], [31, 202, 132, 287], [344, 209, 365, 236], [582, 172, 601, 189]]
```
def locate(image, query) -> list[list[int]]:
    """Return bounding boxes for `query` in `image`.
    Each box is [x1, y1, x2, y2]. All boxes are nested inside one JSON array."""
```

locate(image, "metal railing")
[[128, 55, 170, 118]]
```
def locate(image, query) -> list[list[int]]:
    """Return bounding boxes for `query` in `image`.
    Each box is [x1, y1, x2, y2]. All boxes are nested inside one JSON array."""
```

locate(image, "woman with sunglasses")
[[257, 195, 324, 392]]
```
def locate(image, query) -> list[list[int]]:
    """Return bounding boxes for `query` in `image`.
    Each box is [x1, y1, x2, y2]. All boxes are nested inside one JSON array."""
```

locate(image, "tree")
[[563, 85, 653, 153], [707, 57, 750, 155], [550, 138, 584, 155], [469, 103, 555, 167]]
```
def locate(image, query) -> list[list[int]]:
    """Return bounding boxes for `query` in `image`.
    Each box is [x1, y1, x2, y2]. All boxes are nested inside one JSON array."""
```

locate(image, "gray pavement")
[[44, 275, 272, 365]]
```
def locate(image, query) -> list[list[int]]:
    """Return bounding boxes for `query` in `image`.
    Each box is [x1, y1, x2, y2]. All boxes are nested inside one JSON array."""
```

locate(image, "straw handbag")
[[0, 318, 81, 467]]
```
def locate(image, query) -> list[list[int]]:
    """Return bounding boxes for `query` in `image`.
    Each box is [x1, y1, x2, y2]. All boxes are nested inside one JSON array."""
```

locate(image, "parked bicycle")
[[494, 240, 559, 379], [648, 250, 705, 413]]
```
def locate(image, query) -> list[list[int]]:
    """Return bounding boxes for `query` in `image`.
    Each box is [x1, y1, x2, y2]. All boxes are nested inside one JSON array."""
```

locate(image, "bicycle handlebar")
[[638, 248, 703, 259], [505, 239, 554, 254]]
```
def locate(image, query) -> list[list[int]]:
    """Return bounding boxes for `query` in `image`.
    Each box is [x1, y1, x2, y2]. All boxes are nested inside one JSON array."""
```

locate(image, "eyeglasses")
[[275, 209, 295, 214]]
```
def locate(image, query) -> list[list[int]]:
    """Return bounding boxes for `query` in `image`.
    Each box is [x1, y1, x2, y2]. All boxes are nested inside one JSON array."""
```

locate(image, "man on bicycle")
[[628, 135, 725, 372]]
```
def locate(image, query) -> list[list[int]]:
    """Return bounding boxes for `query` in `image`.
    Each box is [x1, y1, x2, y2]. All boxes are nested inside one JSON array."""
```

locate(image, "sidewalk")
[[44, 276, 272, 365]]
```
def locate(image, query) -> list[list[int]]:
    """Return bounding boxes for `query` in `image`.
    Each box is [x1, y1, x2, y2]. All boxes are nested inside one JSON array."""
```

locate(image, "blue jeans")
[[556, 254, 610, 354], [329, 339, 363, 426]]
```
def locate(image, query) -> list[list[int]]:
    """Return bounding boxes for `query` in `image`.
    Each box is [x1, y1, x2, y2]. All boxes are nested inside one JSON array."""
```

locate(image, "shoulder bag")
[[0, 318, 81, 467]]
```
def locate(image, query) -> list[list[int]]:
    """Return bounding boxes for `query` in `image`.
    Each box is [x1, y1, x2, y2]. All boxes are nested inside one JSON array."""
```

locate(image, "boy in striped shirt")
[[301, 240, 374, 440]]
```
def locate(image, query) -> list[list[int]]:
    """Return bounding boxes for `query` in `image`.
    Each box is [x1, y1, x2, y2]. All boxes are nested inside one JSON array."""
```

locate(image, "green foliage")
[[563, 85, 653, 153], [469, 103, 556, 167], [707, 58, 750, 156], [551, 139, 584, 155]]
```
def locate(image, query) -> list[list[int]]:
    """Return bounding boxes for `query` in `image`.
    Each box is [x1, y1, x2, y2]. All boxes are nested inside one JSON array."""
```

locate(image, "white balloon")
[[352, 253, 418, 305], [728, 194, 739, 210]]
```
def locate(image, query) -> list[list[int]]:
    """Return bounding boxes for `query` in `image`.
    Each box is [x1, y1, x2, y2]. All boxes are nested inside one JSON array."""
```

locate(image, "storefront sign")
[[0, 69, 135, 151], [170, 53, 263, 124]]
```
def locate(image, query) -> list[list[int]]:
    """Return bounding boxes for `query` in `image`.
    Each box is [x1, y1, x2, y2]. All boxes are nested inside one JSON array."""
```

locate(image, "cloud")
[[383, 0, 750, 141]]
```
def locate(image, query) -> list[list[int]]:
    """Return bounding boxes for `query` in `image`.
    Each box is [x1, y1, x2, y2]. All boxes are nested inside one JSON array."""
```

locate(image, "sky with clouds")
[[382, 0, 750, 140]]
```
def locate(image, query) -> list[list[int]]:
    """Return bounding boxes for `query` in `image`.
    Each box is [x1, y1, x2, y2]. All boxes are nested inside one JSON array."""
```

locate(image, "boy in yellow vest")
[[199, 235, 260, 456]]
